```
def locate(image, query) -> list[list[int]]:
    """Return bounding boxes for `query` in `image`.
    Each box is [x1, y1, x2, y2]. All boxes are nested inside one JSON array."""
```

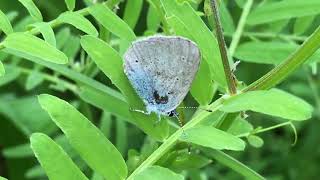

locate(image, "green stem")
[[7, 64, 78, 92], [244, 25, 320, 91], [237, 122, 291, 138], [228, 0, 253, 57], [210, 0, 237, 94]]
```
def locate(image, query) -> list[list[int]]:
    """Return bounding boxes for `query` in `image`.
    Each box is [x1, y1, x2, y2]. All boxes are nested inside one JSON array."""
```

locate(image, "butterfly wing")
[[124, 36, 200, 114]]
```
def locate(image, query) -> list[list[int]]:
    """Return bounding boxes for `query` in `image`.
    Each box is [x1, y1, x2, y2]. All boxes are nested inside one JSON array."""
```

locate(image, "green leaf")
[[65, 0, 76, 11], [56, 27, 71, 49], [38, 94, 128, 180], [30, 133, 88, 180], [247, 1, 320, 25], [18, 0, 43, 22], [123, 0, 143, 29], [133, 166, 184, 180], [181, 125, 245, 151], [0, 176, 8, 180], [25, 70, 44, 90], [293, 16, 315, 35], [161, 0, 226, 87], [0, 10, 13, 35], [0, 95, 56, 135], [169, 153, 211, 171], [89, 4, 136, 41], [29, 22, 56, 47], [3, 143, 33, 158], [3, 33, 68, 64], [228, 118, 253, 136], [235, 41, 320, 64], [147, 3, 160, 32], [0, 66, 20, 86], [166, 15, 215, 105], [80, 36, 169, 141], [0, 61, 4, 76], [219, 1, 235, 34], [62, 35, 80, 60], [220, 89, 314, 121], [80, 35, 140, 108], [247, 135, 264, 148], [57, 12, 98, 36]]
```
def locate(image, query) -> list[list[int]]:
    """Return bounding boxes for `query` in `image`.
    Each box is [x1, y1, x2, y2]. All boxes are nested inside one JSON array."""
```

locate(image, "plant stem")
[[244, 25, 320, 91], [228, 0, 253, 57], [7, 64, 78, 92], [210, 0, 237, 95]]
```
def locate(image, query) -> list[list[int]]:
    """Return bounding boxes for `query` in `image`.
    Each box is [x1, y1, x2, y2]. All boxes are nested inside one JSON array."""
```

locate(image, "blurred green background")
[[0, 0, 319, 179]]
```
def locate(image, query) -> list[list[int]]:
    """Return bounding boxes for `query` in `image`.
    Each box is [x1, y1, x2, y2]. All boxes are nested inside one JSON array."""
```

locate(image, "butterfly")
[[124, 35, 201, 120]]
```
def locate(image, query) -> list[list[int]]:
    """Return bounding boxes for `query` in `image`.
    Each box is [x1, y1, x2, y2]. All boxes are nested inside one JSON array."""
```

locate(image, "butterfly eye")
[[135, 60, 138, 63]]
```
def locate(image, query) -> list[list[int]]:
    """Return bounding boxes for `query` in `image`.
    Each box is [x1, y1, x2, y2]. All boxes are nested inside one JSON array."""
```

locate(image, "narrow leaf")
[[3, 33, 68, 64], [29, 22, 57, 47], [57, 12, 98, 36], [18, 0, 43, 22], [25, 71, 44, 90], [235, 41, 320, 64], [65, 0, 76, 11], [89, 4, 136, 41], [38, 94, 128, 180], [123, 0, 143, 29], [247, 1, 320, 25], [133, 166, 184, 180], [146, 3, 160, 32], [293, 16, 315, 35], [161, 0, 226, 87], [0, 66, 20, 86], [181, 126, 245, 151], [30, 133, 88, 180], [0, 10, 13, 35], [0, 61, 4, 76], [220, 89, 313, 121]]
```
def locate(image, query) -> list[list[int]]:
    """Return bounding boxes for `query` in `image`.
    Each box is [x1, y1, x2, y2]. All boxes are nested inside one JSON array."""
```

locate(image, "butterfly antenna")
[[177, 106, 213, 112]]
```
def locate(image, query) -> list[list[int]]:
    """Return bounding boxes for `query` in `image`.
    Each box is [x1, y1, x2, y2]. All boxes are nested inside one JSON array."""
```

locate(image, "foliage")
[[0, 0, 319, 179]]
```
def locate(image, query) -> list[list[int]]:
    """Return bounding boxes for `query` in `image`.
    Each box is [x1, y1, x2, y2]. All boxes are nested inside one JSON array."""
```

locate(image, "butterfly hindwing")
[[124, 36, 200, 115]]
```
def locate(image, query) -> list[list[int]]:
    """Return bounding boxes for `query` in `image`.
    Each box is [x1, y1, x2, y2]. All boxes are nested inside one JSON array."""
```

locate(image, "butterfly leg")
[[153, 114, 162, 126], [129, 108, 151, 115]]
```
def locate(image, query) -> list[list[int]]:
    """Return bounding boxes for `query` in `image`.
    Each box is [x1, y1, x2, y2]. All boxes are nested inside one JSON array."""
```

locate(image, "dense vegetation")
[[0, 0, 319, 179]]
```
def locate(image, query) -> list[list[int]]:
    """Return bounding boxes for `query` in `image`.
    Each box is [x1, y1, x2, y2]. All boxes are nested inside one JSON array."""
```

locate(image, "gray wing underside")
[[124, 36, 200, 113]]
